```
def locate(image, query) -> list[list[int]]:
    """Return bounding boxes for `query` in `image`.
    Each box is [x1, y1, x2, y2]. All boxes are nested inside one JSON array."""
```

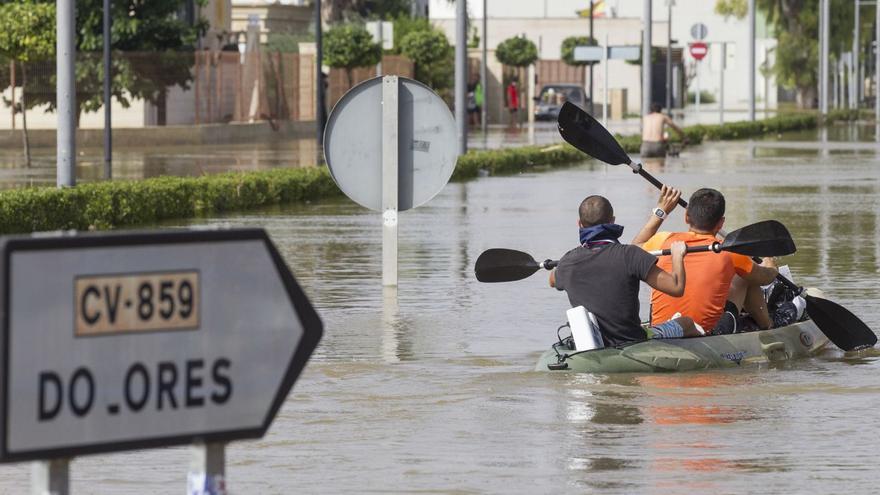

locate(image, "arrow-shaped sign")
[[0, 228, 322, 462]]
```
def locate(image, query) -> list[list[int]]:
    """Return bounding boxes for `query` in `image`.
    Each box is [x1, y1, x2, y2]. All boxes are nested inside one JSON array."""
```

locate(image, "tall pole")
[[875, 0, 879, 137], [720, 42, 726, 124], [748, 0, 756, 120], [316, 0, 325, 160], [666, 0, 672, 110], [455, 0, 467, 154], [854, 0, 860, 108], [57, 0, 76, 188], [820, 0, 829, 116], [481, 0, 487, 134], [103, 0, 112, 179], [589, 0, 594, 115], [642, 0, 652, 117]]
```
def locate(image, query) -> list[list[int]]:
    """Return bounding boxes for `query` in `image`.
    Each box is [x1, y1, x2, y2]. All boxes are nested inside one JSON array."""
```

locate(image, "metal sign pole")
[[720, 42, 726, 124], [31, 458, 69, 495], [748, 0, 756, 121], [187, 443, 226, 495], [382, 76, 399, 287], [695, 60, 700, 119], [57, 0, 76, 188], [603, 35, 609, 126]]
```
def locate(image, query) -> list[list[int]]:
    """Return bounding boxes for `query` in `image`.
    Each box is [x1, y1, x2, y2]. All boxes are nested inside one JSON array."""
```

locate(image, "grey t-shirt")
[[554, 243, 658, 346]]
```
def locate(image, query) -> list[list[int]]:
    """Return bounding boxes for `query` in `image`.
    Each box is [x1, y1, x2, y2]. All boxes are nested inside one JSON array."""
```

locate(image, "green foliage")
[[323, 23, 382, 79], [687, 90, 717, 104], [495, 36, 538, 67], [714, 0, 747, 19], [561, 36, 597, 66], [392, 16, 432, 54], [0, 167, 342, 233], [8, 0, 208, 119], [399, 28, 453, 91], [0, 1, 55, 63]]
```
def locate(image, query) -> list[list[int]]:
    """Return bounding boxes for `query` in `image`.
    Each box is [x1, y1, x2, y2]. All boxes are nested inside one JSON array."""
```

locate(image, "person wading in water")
[[641, 102, 687, 158]]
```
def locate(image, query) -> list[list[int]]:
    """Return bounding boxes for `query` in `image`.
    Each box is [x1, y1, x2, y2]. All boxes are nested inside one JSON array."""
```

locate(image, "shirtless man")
[[641, 102, 687, 158]]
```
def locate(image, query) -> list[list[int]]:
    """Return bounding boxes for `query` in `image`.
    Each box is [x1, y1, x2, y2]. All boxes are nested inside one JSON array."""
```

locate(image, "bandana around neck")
[[579, 223, 624, 247]]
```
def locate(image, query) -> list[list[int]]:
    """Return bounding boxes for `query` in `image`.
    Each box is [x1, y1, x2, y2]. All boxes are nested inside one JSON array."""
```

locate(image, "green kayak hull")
[[535, 320, 830, 373]]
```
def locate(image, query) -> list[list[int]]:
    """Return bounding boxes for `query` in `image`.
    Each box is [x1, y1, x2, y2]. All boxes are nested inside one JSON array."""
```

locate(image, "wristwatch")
[[652, 207, 667, 220]]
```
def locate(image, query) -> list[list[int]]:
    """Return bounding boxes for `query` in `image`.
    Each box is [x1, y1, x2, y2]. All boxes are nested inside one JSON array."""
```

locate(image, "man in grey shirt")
[[549, 195, 700, 346]]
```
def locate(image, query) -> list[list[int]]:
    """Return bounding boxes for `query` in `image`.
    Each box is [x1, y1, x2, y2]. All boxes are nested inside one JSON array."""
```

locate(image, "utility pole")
[[481, 0, 487, 134], [748, 0, 756, 120], [57, 0, 76, 188], [455, 0, 467, 154], [589, 0, 594, 115], [820, 0, 829, 116], [103, 0, 112, 180], [666, 0, 674, 110], [642, 0, 652, 117], [854, 0, 860, 108], [876, 0, 879, 134], [316, 0, 326, 161]]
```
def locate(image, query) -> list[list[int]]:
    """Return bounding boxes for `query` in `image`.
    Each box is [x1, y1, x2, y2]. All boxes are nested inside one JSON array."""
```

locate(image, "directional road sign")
[[689, 42, 709, 61], [0, 228, 322, 462]]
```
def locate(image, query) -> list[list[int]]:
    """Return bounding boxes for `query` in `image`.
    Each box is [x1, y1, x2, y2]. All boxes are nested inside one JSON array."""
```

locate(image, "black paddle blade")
[[719, 220, 797, 257], [475, 248, 540, 283], [557, 101, 631, 166], [805, 294, 878, 351]]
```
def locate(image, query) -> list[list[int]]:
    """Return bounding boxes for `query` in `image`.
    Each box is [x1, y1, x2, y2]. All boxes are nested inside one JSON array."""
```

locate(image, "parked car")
[[534, 84, 589, 121]]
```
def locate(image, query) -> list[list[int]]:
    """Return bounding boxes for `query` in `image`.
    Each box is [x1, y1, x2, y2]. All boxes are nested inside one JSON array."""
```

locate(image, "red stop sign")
[[689, 42, 708, 61]]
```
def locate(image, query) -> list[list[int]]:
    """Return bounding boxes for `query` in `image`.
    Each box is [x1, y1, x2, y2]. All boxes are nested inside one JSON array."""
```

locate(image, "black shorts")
[[710, 300, 740, 335]]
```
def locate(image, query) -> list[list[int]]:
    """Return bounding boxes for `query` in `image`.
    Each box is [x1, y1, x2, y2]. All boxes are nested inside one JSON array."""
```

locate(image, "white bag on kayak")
[[567, 306, 605, 351]]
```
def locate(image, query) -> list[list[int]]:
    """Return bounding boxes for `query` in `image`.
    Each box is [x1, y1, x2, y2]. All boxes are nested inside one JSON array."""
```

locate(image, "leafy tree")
[[495, 36, 538, 68], [714, 0, 864, 108], [15, 0, 208, 125], [0, 0, 55, 167], [561, 36, 597, 66], [323, 23, 382, 87], [322, 0, 412, 22], [399, 28, 453, 91]]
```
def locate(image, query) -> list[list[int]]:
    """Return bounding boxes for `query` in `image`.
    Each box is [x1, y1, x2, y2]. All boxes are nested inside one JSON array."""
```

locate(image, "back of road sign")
[[323, 76, 458, 212]]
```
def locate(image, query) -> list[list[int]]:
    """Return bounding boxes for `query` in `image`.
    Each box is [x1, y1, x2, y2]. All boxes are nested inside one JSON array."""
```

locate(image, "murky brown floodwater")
[[0, 128, 879, 493]]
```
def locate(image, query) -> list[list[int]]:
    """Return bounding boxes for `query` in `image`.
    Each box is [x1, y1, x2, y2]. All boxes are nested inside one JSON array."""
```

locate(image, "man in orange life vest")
[[633, 187, 786, 334]]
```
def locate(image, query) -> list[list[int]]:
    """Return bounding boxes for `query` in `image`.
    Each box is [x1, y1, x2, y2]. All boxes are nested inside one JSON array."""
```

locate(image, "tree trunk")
[[20, 63, 31, 168], [796, 85, 817, 109], [157, 89, 167, 126]]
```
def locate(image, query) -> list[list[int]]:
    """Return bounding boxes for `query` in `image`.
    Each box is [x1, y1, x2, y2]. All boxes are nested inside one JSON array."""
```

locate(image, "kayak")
[[535, 319, 829, 373], [535, 288, 833, 373]]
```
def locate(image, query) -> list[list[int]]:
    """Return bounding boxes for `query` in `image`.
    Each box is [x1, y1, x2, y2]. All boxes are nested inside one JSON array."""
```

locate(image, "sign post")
[[324, 76, 459, 287], [574, 44, 641, 125], [689, 41, 708, 118], [0, 229, 322, 494]]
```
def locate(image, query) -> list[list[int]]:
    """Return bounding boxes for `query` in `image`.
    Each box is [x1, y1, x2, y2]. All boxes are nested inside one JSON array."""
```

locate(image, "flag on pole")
[[576, 0, 606, 18]]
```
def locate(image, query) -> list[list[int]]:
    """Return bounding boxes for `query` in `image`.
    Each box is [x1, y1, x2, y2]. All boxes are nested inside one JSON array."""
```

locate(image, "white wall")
[[431, 0, 777, 112]]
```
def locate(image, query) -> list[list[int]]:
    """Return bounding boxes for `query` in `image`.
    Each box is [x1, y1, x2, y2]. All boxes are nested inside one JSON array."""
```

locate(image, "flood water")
[[1, 131, 880, 493]]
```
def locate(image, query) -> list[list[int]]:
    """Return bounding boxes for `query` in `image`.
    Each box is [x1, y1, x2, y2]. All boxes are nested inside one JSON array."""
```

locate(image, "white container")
[[566, 306, 605, 351]]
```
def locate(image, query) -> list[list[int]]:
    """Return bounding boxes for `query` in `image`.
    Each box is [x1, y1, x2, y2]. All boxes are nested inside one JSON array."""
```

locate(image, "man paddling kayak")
[[549, 195, 703, 346], [633, 187, 800, 334], [641, 103, 687, 158]]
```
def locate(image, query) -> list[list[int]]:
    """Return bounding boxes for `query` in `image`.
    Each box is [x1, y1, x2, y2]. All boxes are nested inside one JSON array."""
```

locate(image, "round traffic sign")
[[690, 22, 708, 41], [323, 76, 458, 212], [689, 42, 708, 61]]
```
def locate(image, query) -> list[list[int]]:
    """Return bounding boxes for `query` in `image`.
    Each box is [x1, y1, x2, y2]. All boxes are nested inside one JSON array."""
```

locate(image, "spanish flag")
[[576, 0, 606, 18]]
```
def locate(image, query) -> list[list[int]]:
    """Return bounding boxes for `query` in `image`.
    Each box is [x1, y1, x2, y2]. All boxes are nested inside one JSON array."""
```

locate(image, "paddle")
[[475, 221, 796, 283], [557, 102, 877, 351]]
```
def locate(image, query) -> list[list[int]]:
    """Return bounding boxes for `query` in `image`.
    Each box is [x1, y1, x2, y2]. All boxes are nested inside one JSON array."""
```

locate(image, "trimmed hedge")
[[0, 110, 861, 233], [0, 167, 341, 233]]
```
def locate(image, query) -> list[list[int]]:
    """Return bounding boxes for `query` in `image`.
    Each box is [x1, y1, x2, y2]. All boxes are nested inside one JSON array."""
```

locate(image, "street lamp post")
[[748, 0, 756, 121], [666, 0, 674, 111], [481, 0, 487, 134], [455, 0, 467, 154], [642, 0, 652, 117]]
